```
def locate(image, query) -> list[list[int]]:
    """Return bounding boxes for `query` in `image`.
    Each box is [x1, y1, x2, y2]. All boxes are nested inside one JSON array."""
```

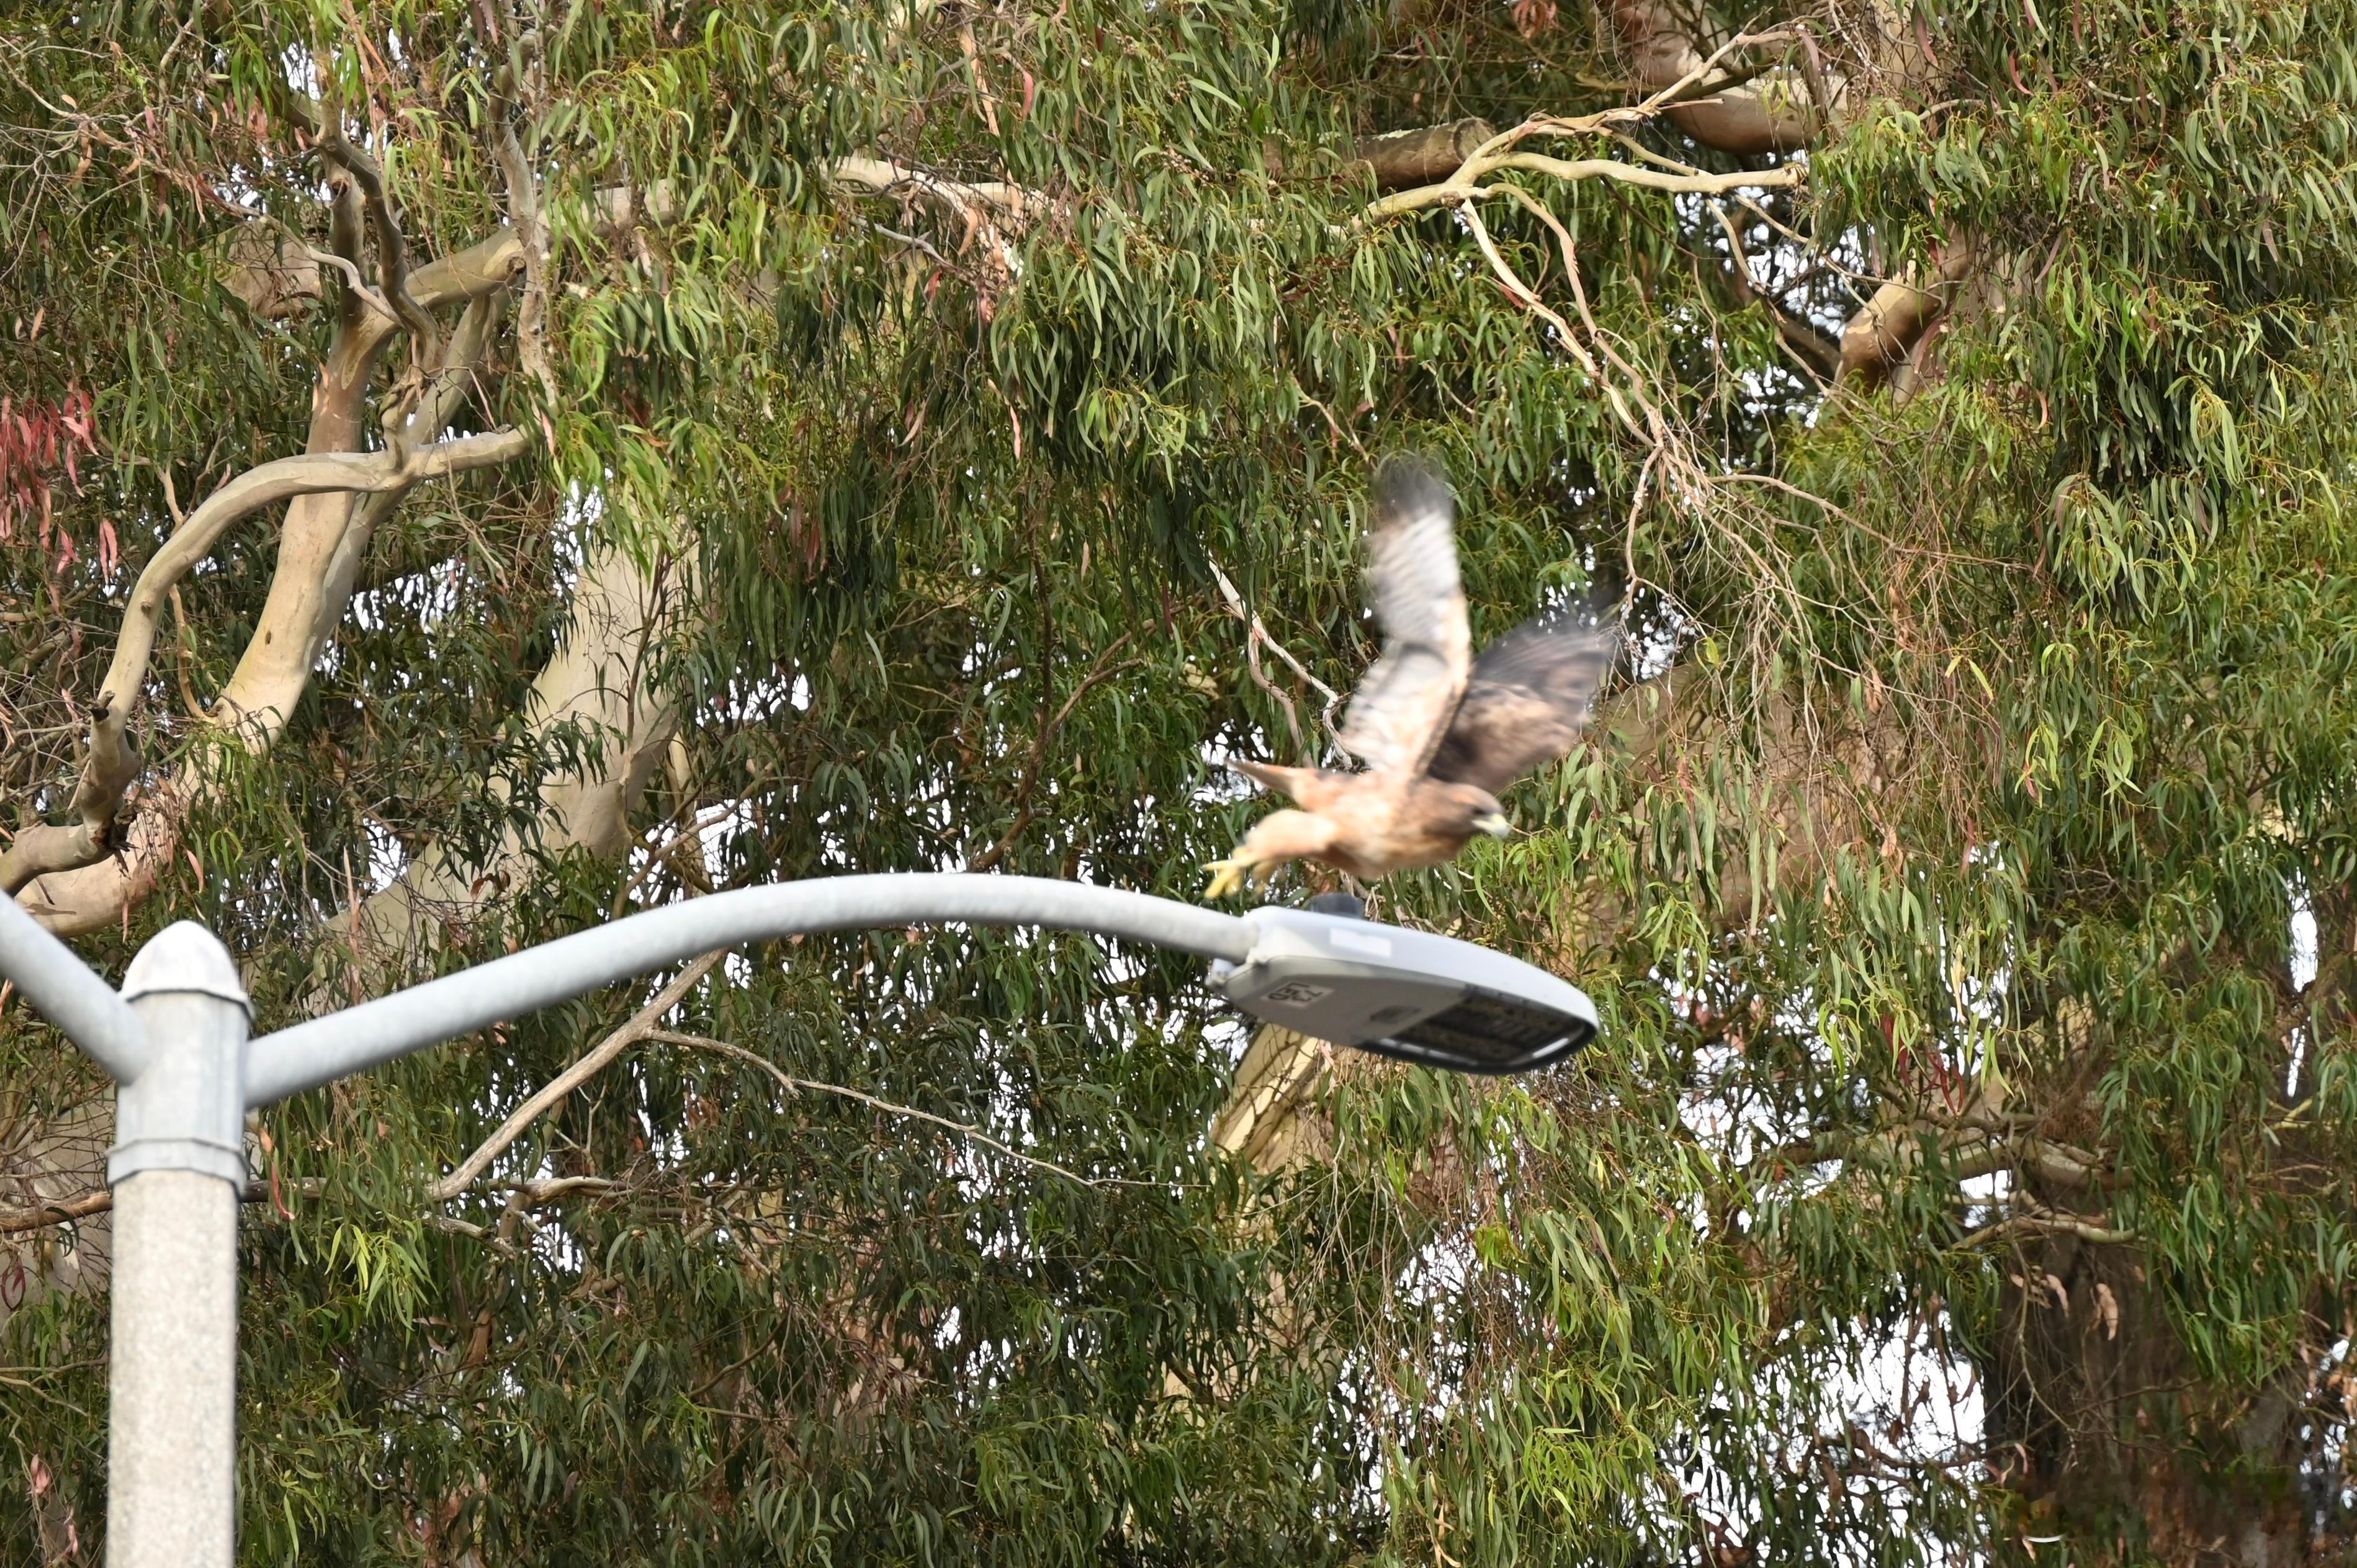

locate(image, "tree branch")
[[300, 243, 399, 325], [648, 1029, 1110, 1188], [1839, 238, 1977, 386], [1712, 203, 1843, 382], [308, 292, 506, 673], [4, 429, 531, 899], [483, 48, 559, 411], [0, 1186, 113, 1236], [315, 89, 442, 369], [0, 694, 137, 895], [1365, 148, 1801, 222], [406, 228, 526, 311], [351, 529, 696, 967], [1960, 1207, 2137, 1249], [428, 951, 729, 1203], [1358, 119, 1497, 187], [101, 434, 529, 727], [832, 155, 1057, 224], [1604, 6, 1829, 154], [0, 1176, 332, 1236]]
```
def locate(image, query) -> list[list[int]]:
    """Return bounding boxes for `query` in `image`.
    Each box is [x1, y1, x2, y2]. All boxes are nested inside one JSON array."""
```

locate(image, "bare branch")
[[315, 89, 442, 368], [300, 243, 399, 325], [309, 292, 507, 672], [1364, 147, 1801, 222], [1605, 6, 1823, 153], [648, 1029, 1115, 1188], [406, 228, 526, 311], [0, 1186, 112, 1236], [832, 155, 1057, 224], [1961, 1208, 2137, 1249], [0, 1176, 331, 1236], [429, 951, 729, 1203], [1211, 1024, 1340, 1171], [484, 32, 559, 411], [100, 431, 531, 728], [0, 697, 136, 895], [1712, 204, 1842, 381], [1839, 238, 1977, 385]]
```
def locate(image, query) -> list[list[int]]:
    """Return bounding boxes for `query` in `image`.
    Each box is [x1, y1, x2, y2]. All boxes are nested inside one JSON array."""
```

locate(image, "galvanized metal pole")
[[106, 923, 250, 1568]]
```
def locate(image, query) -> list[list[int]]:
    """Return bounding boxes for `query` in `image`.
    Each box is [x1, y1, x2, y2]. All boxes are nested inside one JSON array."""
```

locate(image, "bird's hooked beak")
[[1475, 811, 1513, 840]]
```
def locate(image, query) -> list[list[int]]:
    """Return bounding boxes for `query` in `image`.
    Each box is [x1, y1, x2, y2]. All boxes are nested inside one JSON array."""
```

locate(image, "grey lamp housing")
[[1216, 906, 1597, 1075]]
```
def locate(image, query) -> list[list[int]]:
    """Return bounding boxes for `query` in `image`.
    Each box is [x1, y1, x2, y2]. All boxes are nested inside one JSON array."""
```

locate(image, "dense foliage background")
[[3, 0, 2356, 1562]]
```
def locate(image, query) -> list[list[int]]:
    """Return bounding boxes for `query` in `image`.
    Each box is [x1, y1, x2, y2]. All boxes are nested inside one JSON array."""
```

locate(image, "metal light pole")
[[0, 873, 1597, 1568]]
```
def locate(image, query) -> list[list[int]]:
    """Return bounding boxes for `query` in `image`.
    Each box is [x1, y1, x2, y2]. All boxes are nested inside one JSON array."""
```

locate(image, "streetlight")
[[0, 872, 1597, 1568]]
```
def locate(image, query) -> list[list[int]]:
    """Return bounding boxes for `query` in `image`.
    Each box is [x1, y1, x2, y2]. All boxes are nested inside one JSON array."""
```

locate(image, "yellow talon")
[[1202, 857, 1254, 899]]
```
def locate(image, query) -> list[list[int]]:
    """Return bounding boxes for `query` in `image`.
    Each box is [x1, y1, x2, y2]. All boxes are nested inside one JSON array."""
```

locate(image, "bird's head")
[[1445, 784, 1513, 841]]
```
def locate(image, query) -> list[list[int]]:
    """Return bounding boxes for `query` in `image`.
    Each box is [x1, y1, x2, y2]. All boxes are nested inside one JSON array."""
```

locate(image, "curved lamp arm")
[[0, 884, 151, 1081], [243, 874, 1253, 1106]]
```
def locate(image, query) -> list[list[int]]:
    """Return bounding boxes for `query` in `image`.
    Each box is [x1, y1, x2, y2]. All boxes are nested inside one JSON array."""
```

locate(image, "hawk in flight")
[[1204, 455, 1620, 898]]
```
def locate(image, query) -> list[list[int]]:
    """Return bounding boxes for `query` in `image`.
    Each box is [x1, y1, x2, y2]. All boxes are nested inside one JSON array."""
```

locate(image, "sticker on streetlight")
[[1261, 980, 1335, 1007]]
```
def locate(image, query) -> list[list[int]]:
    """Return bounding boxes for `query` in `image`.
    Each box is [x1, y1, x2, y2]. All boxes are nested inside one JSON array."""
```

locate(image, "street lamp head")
[[1213, 904, 1597, 1075], [0, 869, 1601, 1568]]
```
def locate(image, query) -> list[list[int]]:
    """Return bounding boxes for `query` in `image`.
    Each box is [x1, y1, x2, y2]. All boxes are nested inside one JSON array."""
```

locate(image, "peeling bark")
[[1354, 119, 1500, 189]]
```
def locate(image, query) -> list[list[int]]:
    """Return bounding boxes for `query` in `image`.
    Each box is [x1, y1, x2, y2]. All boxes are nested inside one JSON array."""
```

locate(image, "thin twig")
[[0, 1187, 112, 1235], [649, 1028, 1138, 1188], [1205, 557, 1344, 757], [300, 243, 400, 324], [1216, 554, 1348, 697], [429, 950, 729, 1202]]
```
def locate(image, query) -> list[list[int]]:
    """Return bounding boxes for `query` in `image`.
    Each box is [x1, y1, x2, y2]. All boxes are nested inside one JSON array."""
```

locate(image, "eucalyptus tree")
[[3, 0, 2356, 1564]]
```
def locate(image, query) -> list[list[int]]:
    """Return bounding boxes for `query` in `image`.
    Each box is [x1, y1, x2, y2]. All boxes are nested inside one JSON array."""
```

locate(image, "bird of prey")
[[1203, 455, 1620, 898]]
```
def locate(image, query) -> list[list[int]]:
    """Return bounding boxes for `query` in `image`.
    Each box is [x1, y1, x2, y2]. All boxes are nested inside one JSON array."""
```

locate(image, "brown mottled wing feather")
[[1427, 614, 1620, 794], [1336, 455, 1472, 777]]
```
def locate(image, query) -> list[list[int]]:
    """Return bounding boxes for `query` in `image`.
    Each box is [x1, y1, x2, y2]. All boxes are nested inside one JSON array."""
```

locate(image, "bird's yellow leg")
[[1202, 853, 1265, 900]]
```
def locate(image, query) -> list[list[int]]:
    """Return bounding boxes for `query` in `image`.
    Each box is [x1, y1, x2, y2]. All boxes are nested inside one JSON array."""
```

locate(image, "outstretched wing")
[[1426, 612, 1620, 794], [1336, 455, 1472, 777]]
